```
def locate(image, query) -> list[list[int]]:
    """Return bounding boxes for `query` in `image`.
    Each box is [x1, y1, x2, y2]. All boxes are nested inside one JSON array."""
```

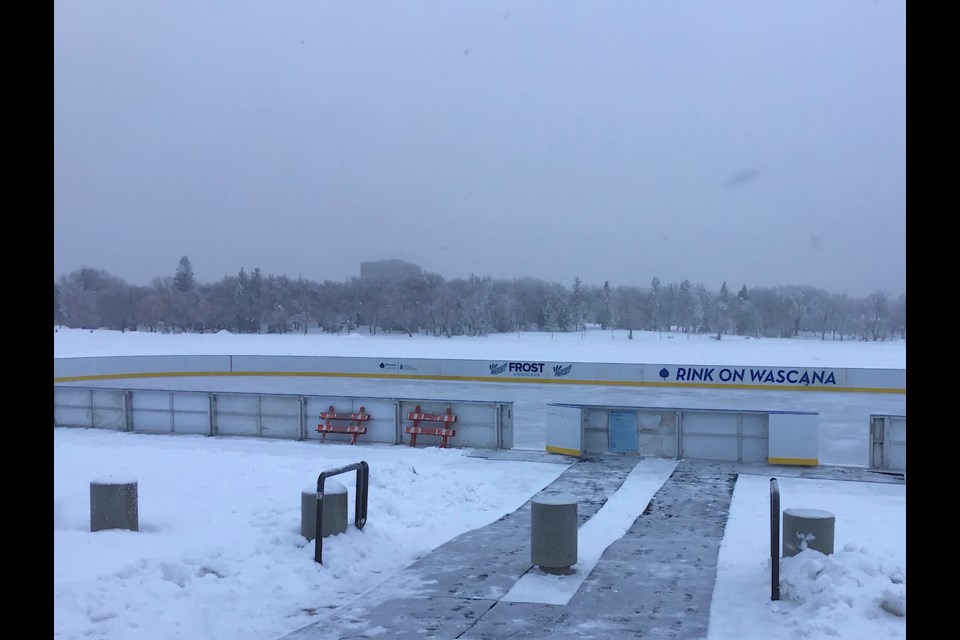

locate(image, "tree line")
[[53, 257, 906, 341]]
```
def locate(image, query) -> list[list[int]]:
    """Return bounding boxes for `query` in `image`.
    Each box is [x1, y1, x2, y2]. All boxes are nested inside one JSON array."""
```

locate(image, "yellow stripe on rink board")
[[768, 457, 819, 466], [52, 370, 905, 394], [545, 445, 581, 457]]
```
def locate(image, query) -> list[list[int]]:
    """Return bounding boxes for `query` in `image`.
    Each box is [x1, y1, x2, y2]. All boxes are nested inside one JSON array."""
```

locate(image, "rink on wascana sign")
[[657, 366, 838, 387]]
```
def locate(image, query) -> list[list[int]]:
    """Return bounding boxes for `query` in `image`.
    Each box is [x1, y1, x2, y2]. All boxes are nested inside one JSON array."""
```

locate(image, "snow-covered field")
[[53, 326, 907, 369]]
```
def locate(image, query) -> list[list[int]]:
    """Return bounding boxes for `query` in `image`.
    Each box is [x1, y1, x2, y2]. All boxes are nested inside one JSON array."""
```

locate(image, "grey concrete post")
[[531, 494, 578, 574], [782, 508, 835, 557], [90, 479, 139, 532], [301, 480, 348, 541]]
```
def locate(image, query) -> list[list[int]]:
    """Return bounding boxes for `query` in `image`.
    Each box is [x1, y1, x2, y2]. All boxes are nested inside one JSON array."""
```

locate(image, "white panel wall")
[[131, 390, 177, 433], [681, 411, 744, 462], [171, 392, 210, 435], [545, 404, 814, 465], [768, 412, 819, 464], [53, 387, 127, 430], [870, 414, 906, 472], [55, 385, 510, 450], [306, 396, 397, 445], [637, 410, 678, 458], [213, 395, 262, 437], [55, 355, 233, 378], [545, 404, 582, 455], [55, 355, 905, 393]]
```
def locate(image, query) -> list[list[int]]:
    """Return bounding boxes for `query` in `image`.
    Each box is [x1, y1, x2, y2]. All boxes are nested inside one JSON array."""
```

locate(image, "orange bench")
[[404, 405, 457, 448], [317, 406, 370, 445]]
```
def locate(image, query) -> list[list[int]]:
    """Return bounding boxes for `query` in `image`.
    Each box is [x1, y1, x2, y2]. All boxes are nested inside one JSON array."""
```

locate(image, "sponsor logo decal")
[[553, 364, 572, 377], [378, 361, 417, 372]]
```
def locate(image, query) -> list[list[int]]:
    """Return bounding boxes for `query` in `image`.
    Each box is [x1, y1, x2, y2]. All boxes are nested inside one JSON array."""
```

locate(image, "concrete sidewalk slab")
[[281, 456, 741, 639], [280, 456, 903, 639]]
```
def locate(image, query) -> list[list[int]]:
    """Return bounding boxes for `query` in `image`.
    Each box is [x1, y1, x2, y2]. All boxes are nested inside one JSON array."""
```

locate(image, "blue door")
[[608, 410, 638, 453]]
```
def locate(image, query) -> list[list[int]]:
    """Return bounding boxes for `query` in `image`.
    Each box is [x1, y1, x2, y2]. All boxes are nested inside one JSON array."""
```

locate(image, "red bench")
[[404, 405, 457, 448], [317, 405, 370, 445]]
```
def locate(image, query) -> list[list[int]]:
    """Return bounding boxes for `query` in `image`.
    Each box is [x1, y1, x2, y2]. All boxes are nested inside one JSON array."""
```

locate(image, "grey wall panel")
[[213, 394, 264, 437], [741, 413, 768, 437], [216, 414, 260, 437], [870, 414, 906, 472], [131, 410, 173, 433], [55, 355, 233, 378], [55, 407, 96, 428], [582, 408, 609, 455], [682, 434, 741, 461], [55, 386, 125, 430], [394, 399, 503, 449], [50, 383, 509, 451], [90, 389, 126, 430], [437, 359, 489, 378], [260, 414, 300, 439], [440, 403, 493, 450], [741, 435, 769, 463], [885, 416, 907, 471], [131, 390, 176, 411], [306, 396, 397, 444], [130, 390, 173, 433], [172, 411, 210, 435], [216, 394, 261, 414], [173, 393, 209, 412], [678, 410, 769, 462], [682, 411, 740, 436], [545, 404, 778, 462], [637, 410, 678, 458], [848, 368, 884, 389], [260, 395, 300, 417], [880, 369, 907, 389], [499, 403, 513, 450], [55, 386, 95, 406], [169, 392, 210, 434]]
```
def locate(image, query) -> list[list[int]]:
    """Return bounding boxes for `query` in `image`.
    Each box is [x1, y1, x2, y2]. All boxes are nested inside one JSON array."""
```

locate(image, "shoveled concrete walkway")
[[281, 455, 903, 639], [280, 455, 752, 639]]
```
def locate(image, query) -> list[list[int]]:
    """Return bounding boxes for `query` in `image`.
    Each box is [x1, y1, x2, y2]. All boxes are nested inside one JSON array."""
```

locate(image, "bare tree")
[[865, 290, 890, 341]]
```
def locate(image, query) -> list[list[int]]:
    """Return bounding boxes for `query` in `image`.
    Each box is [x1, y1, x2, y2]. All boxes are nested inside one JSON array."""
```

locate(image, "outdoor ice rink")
[[66, 373, 906, 468]]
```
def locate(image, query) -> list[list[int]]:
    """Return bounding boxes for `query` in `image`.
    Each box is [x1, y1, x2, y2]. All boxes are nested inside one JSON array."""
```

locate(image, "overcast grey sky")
[[54, 1, 905, 297]]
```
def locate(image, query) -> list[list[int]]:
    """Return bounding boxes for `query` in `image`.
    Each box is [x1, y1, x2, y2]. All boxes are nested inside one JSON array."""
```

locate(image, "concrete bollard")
[[782, 508, 835, 557], [301, 480, 348, 541], [531, 494, 578, 574], [90, 478, 139, 532]]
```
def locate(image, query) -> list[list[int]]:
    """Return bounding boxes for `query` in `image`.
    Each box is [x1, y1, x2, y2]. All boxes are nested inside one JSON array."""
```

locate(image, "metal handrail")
[[314, 461, 369, 564], [770, 477, 780, 601]]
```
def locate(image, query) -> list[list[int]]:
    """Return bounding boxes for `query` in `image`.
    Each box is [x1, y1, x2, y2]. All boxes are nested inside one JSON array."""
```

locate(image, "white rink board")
[[55, 355, 904, 393]]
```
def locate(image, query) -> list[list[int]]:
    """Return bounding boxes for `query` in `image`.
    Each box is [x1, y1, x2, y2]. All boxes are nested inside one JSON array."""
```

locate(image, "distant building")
[[360, 259, 422, 281]]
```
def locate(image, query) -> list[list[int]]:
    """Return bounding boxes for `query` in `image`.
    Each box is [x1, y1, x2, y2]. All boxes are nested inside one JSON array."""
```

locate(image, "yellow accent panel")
[[768, 457, 819, 466], [545, 445, 581, 457]]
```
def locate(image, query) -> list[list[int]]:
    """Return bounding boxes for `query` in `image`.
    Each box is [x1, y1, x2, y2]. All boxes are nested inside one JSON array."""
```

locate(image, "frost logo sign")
[[489, 362, 546, 377], [553, 364, 572, 377]]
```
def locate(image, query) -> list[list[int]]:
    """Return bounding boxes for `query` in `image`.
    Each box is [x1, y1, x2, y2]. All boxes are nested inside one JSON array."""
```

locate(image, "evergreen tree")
[[649, 277, 661, 331], [173, 256, 196, 292]]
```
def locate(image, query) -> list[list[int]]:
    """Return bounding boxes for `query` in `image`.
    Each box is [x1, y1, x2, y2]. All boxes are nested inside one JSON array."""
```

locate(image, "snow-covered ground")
[[54, 328, 906, 640]]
